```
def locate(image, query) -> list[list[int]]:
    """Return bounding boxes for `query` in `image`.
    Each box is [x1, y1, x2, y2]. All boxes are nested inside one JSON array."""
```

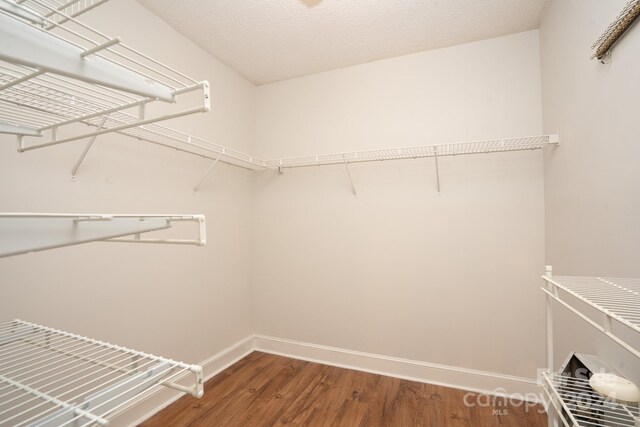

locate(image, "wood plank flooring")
[[140, 352, 547, 427]]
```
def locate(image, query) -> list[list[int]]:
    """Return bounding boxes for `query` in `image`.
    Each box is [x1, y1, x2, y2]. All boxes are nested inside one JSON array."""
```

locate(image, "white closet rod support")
[[343, 156, 357, 197], [18, 106, 207, 152], [71, 114, 109, 177], [193, 152, 223, 193], [433, 147, 440, 193], [80, 37, 121, 58]]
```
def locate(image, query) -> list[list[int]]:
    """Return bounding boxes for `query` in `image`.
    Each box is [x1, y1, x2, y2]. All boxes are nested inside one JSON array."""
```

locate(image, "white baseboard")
[[253, 334, 544, 404], [119, 335, 255, 427], [119, 333, 545, 426]]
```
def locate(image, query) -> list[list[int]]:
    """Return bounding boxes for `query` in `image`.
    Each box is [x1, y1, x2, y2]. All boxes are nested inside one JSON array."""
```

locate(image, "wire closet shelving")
[[542, 372, 640, 427], [0, 0, 559, 189], [0, 319, 203, 427], [0, 213, 207, 258], [268, 134, 559, 169], [0, 0, 273, 175], [541, 268, 640, 427], [268, 134, 559, 195]]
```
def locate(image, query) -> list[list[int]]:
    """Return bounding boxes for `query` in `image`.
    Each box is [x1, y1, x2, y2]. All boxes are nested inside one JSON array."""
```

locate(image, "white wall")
[[251, 30, 547, 388], [540, 0, 640, 383], [0, 0, 256, 424]]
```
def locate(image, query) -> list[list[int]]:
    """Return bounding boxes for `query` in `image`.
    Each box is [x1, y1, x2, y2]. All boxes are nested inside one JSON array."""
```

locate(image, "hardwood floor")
[[140, 352, 547, 426]]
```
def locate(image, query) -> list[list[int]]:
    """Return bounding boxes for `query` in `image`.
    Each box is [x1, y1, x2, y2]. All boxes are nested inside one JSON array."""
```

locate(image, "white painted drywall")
[[540, 0, 640, 383], [0, 0, 256, 424], [251, 30, 547, 386]]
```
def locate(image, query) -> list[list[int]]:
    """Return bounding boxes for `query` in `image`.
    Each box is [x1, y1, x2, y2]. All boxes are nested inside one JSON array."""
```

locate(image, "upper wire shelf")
[[88, 117, 275, 172], [0, 0, 277, 179], [267, 134, 559, 169], [0, 0, 210, 145], [0, 319, 203, 426], [542, 274, 640, 360]]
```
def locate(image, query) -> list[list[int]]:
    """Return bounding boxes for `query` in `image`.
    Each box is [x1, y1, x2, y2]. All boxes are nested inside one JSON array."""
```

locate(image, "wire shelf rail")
[[267, 134, 559, 169], [542, 372, 640, 427], [0, 319, 203, 427], [80, 115, 276, 172]]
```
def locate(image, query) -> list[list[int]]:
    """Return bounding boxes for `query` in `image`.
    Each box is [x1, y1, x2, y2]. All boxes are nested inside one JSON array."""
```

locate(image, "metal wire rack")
[[0, 213, 207, 258], [81, 115, 275, 172], [542, 273, 640, 360], [0, 0, 211, 150], [267, 134, 558, 169], [542, 268, 640, 426], [267, 134, 558, 195], [0, 0, 281, 181], [542, 372, 640, 427], [0, 319, 203, 427]]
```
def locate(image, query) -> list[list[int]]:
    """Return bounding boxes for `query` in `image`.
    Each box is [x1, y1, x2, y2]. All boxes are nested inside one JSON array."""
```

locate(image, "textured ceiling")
[[136, 0, 550, 85]]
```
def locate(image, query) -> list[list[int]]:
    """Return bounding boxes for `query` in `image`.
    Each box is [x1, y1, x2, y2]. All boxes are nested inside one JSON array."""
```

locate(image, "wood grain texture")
[[140, 352, 547, 427]]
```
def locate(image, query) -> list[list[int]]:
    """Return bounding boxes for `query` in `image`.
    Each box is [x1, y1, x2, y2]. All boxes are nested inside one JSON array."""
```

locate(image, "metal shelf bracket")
[[343, 155, 357, 197]]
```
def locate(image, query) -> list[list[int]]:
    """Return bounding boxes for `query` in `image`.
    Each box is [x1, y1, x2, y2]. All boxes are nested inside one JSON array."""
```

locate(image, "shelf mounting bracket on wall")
[[343, 155, 357, 197], [193, 151, 223, 193], [71, 115, 109, 177], [433, 146, 441, 193]]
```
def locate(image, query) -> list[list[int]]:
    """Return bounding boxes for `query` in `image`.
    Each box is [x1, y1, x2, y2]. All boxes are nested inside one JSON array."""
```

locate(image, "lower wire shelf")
[[0, 319, 203, 427], [542, 372, 640, 427]]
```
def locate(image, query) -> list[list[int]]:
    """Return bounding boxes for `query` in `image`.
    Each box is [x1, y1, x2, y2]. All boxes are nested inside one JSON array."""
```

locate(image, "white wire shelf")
[[267, 134, 559, 169], [541, 274, 640, 359], [542, 372, 640, 427], [0, 0, 277, 179], [0, 0, 210, 147], [80, 116, 276, 172], [0, 319, 203, 426], [0, 213, 207, 258]]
